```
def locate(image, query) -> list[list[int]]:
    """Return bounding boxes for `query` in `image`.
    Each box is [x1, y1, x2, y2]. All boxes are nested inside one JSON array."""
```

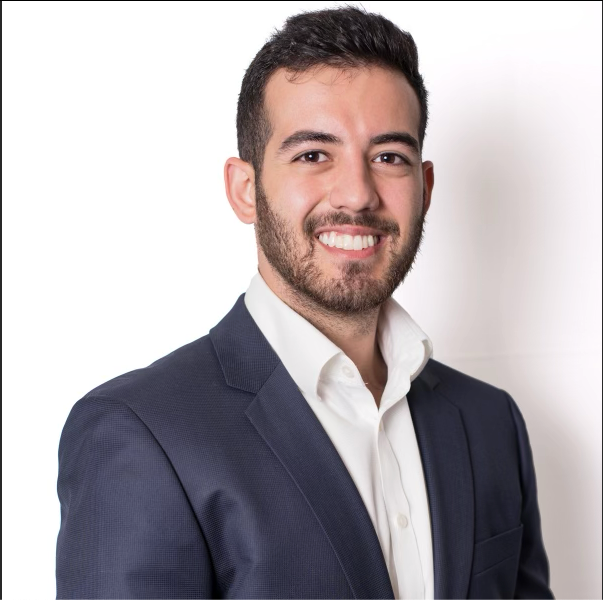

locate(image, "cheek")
[[266, 173, 326, 221], [377, 177, 423, 220]]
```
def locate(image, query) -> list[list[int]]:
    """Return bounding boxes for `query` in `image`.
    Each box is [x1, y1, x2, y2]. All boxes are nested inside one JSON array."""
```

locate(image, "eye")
[[373, 152, 409, 165], [294, 151, 329, 163]]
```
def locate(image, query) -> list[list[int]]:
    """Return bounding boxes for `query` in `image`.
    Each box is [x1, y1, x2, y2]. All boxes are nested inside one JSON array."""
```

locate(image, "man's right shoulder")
[[66, 332, 237, 424]]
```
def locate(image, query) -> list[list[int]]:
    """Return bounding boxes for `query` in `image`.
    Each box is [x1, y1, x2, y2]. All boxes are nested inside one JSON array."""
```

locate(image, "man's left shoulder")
[[420, 357, 518, 423]]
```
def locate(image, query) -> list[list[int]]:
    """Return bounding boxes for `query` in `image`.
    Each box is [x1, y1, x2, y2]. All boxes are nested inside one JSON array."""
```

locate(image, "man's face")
[[255, 65, 432, 314]]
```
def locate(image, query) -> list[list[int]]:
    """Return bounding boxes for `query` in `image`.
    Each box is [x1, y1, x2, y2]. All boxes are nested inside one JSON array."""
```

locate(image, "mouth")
[[314, 230, 386, 258]]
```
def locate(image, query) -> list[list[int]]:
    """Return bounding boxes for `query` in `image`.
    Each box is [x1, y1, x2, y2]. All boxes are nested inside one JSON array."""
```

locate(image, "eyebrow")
[[277, 130, 341, 155], [370, 131, 420, 155], [276, 129, 420, 156]]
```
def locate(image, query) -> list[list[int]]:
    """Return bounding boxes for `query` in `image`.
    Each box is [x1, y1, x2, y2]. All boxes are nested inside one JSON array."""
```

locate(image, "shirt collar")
[[377, 296, 433, 405], [244, 271, 433, 403], [244, 272, 341, 400]]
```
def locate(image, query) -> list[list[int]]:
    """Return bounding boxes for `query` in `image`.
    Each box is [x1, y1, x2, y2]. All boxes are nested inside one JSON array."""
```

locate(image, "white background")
[[2, 1, 601, 598]]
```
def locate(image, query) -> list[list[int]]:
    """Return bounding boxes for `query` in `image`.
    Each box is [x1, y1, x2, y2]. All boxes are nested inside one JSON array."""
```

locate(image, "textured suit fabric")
[[244, 271, 435, 599], [56, 293, 554, 599]]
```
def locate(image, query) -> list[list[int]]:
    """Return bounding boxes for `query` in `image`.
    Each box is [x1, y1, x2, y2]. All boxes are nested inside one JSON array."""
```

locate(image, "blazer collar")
[[210, 294, 474, 599], [209, 293, 281, 394]]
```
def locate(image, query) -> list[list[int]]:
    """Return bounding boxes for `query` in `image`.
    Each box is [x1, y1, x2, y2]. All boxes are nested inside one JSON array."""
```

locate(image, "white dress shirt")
[[244, 271, 435, 600]]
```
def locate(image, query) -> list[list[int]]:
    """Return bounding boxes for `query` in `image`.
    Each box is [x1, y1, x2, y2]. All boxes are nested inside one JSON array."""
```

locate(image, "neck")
[[258, 265, 389, 398]]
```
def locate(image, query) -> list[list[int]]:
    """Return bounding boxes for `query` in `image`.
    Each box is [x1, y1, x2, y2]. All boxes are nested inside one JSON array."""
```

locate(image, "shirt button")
[[396, 513, 409, 529], [379, 421, 384, 431], [341, 365, 354, 378]]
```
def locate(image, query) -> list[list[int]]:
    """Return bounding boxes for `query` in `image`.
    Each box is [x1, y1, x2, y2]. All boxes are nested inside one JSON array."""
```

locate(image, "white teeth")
[[317, 231, 381, 251]]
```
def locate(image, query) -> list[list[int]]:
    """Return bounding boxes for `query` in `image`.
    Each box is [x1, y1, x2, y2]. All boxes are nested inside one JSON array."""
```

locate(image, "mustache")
[[304, 212, 400, 238]]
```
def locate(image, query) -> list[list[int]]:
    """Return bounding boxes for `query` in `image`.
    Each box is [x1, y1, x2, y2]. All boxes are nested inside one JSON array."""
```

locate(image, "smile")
[[318, 231, 381, 250], [315, 231, 385, 258]]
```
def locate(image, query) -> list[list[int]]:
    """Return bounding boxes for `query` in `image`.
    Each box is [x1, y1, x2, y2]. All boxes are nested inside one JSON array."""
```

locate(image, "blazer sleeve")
[[505, 392, 555, 599], [56, 395, 217, 599]]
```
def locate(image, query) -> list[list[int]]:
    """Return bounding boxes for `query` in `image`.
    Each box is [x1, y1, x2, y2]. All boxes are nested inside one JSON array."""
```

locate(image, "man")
[[56, 6, 554, 599]]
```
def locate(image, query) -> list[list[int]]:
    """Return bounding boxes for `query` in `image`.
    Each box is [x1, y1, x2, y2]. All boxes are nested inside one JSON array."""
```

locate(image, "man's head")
[[225, 6, 434, 315], [236, 6, 429, 178]]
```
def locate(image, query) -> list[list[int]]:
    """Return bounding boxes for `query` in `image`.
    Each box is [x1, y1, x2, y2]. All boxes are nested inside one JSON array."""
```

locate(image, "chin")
[[301, 279, 393, 314]]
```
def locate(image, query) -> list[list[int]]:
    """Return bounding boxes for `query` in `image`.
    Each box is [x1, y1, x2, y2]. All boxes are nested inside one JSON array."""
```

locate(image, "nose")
[[329, 156, 380, 213]]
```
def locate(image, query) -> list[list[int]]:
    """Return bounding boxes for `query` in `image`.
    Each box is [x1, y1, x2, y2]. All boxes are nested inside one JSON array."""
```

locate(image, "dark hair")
[[236, 5, 429, 176]]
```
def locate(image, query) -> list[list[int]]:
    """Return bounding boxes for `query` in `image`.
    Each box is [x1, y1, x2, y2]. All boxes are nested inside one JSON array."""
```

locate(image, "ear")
[[421, 160, 434, 215], [224, 157, 256, 224]]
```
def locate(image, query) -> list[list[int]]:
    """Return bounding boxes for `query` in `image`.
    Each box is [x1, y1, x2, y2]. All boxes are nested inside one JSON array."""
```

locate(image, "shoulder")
[[62, 332, 234, 436], [424, 358, 507, 399], [421, 357, 519, 430], [87, 333, 221, 400]]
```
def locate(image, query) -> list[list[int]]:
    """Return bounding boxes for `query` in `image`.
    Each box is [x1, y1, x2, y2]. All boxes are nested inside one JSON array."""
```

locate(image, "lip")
[[315, 233, 386, 258]]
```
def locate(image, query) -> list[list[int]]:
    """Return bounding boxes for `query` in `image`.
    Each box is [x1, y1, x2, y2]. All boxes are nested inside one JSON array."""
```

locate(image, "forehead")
[[263, 65, 421, 144]]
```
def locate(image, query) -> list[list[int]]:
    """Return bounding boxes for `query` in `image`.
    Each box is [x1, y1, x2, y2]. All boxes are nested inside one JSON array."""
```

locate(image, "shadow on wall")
[[431, 89, 601, 599]]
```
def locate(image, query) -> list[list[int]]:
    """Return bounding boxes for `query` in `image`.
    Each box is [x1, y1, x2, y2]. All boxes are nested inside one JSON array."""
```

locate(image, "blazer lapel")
[[408, 368, 475, 600], [211, 294, 395, 599], [246, 361, 396, 599]]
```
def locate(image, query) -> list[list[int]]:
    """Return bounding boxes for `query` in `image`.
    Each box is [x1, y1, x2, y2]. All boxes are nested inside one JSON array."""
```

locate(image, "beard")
[[254, 178, 427, 315]]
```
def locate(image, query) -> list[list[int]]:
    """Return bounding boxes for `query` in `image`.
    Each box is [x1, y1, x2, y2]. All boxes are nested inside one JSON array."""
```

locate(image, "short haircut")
[[236, 5, 429, 176]]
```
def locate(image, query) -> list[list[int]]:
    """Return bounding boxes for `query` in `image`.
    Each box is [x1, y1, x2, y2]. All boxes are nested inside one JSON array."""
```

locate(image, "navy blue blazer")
[[56, 293, 554, 599]]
